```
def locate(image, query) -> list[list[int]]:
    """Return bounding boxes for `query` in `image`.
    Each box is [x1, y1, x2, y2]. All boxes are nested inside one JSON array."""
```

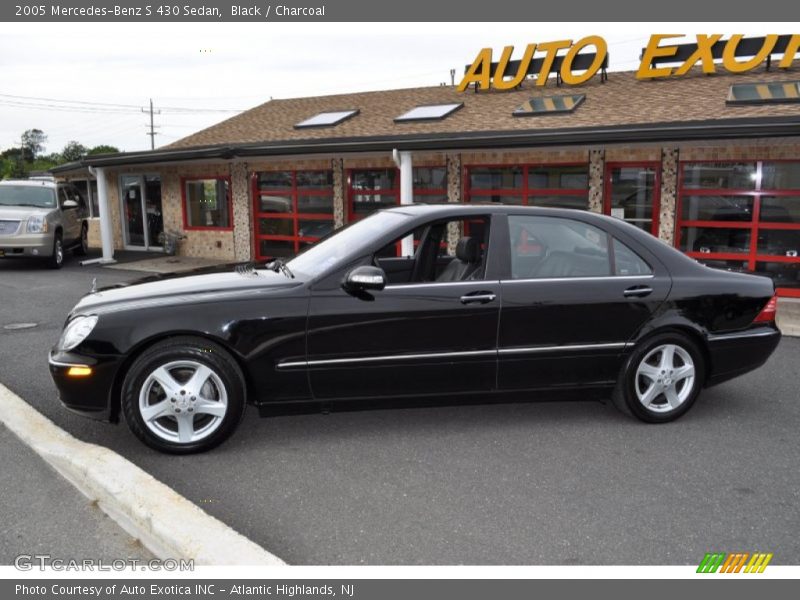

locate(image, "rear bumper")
[[706, 326, 782, 386], [0, 231, 55, 257], [48, 350, 122, 422]]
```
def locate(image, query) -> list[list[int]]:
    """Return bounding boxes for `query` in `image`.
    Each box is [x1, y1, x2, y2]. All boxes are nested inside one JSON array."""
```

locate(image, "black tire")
[[74, 223, 88, 256], [46, 232, 64, 269], [121, 336, 247, 454], [612, 332, 705, 423]]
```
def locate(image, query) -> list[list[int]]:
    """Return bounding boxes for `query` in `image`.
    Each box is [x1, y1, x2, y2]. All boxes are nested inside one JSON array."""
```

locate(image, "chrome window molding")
[[501, 275, 655, 284]]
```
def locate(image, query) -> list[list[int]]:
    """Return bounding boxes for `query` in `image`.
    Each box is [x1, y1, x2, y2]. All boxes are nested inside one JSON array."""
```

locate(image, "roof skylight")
[[727, 82, 800, 105], [513, 94, 585, 116], [294, 109, 359, 129], [394, 103, 464, 122]]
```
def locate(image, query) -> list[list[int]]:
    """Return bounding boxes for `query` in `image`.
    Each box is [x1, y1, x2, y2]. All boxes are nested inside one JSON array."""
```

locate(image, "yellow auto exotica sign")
[[458, 34, 800, 92]]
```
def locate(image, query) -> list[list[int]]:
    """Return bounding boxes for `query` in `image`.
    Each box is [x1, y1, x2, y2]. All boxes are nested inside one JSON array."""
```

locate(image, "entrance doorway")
[[604, 163, 661, 236], [120, 174, 163, 250]]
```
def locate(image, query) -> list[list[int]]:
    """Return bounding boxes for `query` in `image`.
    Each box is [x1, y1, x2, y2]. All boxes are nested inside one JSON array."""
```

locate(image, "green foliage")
[[61, 141, 88, 162], [1, 130, 120, 178], [87, 144, 120, 156], [21, 128, 47, 159]]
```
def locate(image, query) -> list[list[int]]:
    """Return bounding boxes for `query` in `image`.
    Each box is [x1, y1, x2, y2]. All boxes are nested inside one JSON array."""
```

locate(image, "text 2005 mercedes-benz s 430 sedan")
[[50, 205, 781, 453]]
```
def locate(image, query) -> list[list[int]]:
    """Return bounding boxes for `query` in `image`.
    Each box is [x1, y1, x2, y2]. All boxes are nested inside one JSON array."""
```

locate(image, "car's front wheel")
[[121, 337, 247, 453], [613, 332, 705, 423], [74, 223, 88, 256], [46, 232, 64, 269]]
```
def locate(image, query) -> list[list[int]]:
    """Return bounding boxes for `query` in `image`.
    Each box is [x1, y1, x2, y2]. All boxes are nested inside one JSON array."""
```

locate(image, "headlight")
[[59, 315, 99, 351], [27, 215, 48, 233]]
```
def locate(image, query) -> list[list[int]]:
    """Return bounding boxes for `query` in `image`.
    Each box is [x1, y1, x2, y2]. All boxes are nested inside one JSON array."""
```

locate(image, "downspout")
[[80, 165, 116, 265], [392, 148, 414, 257]]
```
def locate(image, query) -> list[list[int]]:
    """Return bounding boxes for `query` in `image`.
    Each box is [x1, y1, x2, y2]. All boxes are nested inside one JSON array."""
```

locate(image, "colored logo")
[[697, 552, 773, 573]]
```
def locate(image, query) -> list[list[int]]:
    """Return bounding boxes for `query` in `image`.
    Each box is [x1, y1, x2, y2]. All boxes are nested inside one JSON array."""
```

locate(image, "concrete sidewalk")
[[777, 298, 800, 337], [0, 424, 152, 565]]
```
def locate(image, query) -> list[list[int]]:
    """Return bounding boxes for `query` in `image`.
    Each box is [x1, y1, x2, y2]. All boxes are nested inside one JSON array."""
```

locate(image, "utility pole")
[[141, 98, 161, 150]]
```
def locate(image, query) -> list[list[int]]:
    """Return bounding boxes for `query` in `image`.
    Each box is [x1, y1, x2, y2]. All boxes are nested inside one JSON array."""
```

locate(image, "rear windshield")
[[0, 185, 56, 208]]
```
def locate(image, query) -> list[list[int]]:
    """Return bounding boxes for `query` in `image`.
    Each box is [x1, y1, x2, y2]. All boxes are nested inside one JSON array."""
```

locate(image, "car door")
[[497, 213, 670, 391], [306, 214, 502, 400]]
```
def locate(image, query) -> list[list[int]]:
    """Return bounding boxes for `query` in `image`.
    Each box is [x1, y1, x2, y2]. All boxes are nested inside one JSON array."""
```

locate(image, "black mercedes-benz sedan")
[[49, 205, 781, 453]]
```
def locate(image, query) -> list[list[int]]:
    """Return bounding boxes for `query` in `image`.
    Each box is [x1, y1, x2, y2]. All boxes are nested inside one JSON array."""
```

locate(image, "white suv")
[[0, 179, 89, 269]]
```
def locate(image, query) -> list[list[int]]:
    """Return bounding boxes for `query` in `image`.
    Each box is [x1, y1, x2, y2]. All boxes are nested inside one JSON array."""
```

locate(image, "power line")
[[0, 93, 246, 113]]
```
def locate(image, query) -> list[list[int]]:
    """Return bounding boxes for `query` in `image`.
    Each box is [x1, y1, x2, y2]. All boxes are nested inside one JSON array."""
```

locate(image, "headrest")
[[456, 236, 480, 263]]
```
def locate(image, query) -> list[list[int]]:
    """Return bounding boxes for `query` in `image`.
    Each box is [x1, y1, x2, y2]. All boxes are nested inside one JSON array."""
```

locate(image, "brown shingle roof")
[[166, 68, 800, 150]]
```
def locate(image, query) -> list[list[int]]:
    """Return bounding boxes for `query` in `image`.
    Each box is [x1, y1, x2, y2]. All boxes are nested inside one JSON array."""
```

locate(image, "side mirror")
[[62, 199, 79, 209], [343, 265, 387, 293]]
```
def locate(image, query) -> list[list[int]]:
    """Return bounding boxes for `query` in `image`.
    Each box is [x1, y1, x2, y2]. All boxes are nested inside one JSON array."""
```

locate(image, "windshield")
[[286, 211, 410, 278], [0, 185, 56, 208]]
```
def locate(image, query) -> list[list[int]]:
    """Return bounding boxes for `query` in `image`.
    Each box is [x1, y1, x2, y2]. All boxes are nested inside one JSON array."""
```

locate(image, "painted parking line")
[[0, 382, 284, 566]]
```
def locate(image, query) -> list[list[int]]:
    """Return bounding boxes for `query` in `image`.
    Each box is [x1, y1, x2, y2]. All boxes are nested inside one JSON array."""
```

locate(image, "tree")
[[21, 129, 47, 160], [60, 141, 88, 162], [87, 144, 120, 155]]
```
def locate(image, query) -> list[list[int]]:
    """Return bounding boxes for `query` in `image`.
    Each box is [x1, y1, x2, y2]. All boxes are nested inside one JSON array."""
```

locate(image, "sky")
[[0, 22, 791, 154]]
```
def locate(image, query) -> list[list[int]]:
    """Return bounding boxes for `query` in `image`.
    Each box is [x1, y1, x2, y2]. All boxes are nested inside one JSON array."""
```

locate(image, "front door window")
[[120, 174, 162, 249]]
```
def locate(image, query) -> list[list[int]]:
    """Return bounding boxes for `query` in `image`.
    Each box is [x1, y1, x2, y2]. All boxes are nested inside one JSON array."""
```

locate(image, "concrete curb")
[[0, 383, 285, 566]]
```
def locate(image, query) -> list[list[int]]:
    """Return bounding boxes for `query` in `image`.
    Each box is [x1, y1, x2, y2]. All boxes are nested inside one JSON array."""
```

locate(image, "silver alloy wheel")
[[54, 238, 63, 265], [138, 360, 228, 444], [634, 343, 696, 413]]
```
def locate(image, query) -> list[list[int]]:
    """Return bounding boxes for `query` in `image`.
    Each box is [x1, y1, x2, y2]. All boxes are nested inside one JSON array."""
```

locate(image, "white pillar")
[[394, 149, 414, 257], [85, 166, 116, 265]]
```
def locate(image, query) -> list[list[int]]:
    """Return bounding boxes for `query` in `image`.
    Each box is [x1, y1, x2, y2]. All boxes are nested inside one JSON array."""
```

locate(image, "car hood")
[[71, 263, 304, 315], [0, 205, 52, 220]]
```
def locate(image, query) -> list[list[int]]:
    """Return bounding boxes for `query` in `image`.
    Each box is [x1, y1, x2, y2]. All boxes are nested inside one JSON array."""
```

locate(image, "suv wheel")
[[74, 223, 88, 256], [47, 233, 64, 269]]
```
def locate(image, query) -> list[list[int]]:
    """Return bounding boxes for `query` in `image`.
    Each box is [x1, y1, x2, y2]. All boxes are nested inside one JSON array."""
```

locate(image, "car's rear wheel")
[[74, 223, 88, 256], [613, 332, 705, 423], [46, 232, 64, 269], [121, 337, 247, 453]]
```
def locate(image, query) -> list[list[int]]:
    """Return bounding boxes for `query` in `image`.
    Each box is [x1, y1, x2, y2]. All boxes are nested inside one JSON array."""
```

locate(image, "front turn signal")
[[66, 366, 93, 377]]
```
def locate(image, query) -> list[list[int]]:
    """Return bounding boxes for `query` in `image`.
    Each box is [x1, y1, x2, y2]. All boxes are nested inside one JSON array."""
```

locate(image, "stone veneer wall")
[[230, 161, 252, 261], [445, 152, 463, 255], [588, 149, 604, 213], [332, 158, 345, 228], [658, 148, 679, 245]]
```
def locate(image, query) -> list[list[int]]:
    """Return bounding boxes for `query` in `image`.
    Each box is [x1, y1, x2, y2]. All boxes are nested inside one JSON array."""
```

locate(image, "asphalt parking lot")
[[1, 253, 799, 565]]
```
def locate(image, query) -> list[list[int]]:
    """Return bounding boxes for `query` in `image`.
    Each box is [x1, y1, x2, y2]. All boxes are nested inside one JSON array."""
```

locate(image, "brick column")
[[658, 148, 679, 245], [332, 158, 345, 228], [446, 152, 463, 254], [230, 161, 253, 261], [588, 148, 604, 213]]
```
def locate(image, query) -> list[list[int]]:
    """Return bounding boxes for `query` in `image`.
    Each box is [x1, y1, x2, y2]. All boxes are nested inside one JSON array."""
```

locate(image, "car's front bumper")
[[48, 349, 122, 422], [0, 231, 56, 258]]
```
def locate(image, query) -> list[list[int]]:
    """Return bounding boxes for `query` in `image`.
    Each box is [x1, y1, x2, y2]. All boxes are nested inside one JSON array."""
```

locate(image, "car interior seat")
[[436, 236, 482, 282]]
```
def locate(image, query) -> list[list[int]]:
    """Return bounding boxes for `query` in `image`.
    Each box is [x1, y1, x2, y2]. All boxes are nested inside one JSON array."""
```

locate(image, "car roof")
[[386, 202, 621, 224], [0, 178, 57, 188]]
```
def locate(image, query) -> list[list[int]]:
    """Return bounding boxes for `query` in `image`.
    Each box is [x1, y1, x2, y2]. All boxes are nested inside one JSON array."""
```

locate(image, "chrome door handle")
[[460, 293, 497, 304], [623, 286, 653, 298]]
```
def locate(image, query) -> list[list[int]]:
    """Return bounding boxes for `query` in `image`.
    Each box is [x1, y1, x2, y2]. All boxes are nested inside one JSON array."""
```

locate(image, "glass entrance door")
[[605, 163, 661, 236], [120, 174, 163, 249]]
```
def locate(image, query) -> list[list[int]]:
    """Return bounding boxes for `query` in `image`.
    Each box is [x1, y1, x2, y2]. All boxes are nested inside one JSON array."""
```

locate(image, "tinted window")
[[613, 238, 652, 276], [508, 215, 611, 279]]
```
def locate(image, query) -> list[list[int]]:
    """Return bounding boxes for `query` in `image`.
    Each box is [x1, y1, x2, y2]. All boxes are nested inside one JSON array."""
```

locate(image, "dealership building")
[[52, 42, 800, 296]]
